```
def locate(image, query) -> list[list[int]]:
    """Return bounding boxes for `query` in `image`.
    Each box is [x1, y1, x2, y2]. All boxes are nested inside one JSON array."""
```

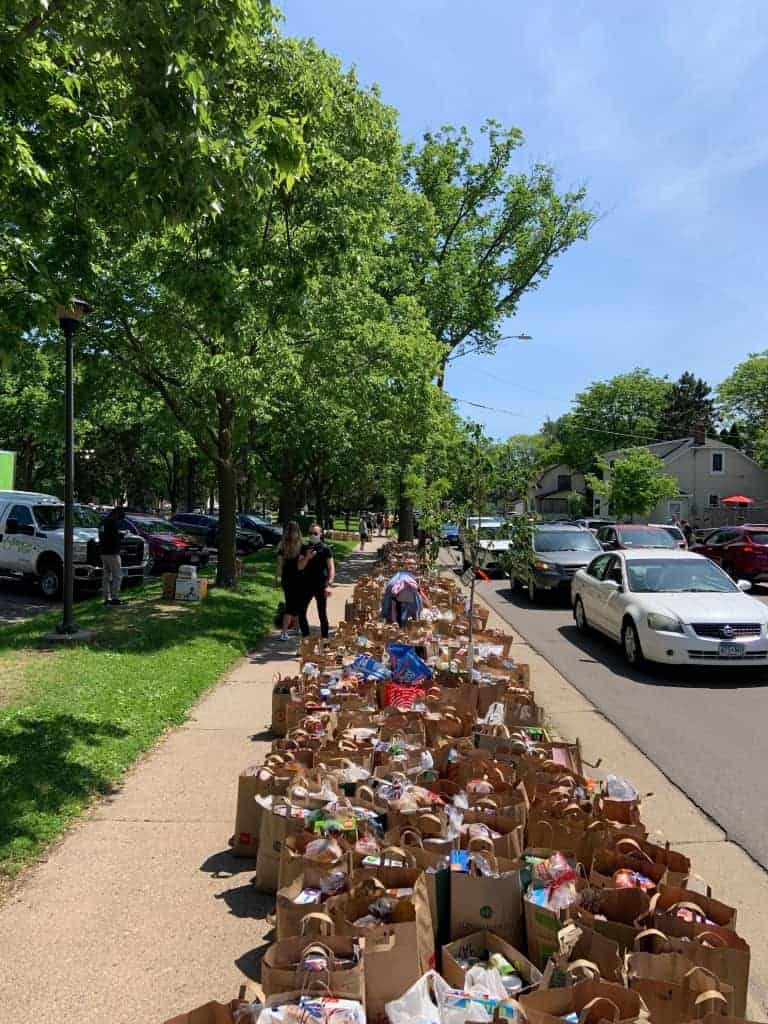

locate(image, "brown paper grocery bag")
[[650, 884, 737, 931], [575, 887, 651, 952], [261, 929, 365, 1003], [253, 800, 308, 894], [608, 835, 690, 889], [589, 848, 667, 892], [626, 951, 732, 1023], [442, 929, 542, 993], [450, 855, 524, 945], [541, 921, 622, 988], [230, 765, 294, 858], [328, 873, 435, 1024], [520, 977, 648, 1024], [525, 880, 586, 969], [634, 926, 751, 1019]]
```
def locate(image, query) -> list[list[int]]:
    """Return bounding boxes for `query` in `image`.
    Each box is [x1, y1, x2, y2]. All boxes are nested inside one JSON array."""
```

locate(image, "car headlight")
[[533, 560, 551, 570], [73, 543, 88, 563], [647, 612, 685, 634]]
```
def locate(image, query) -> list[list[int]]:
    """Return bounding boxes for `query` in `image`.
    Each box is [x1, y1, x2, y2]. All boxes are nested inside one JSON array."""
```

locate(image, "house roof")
[[603, 438, 690, 460]]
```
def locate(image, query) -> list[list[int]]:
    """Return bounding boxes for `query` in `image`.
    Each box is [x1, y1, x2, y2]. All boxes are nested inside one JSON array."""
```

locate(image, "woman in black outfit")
[[275, 521, 303, 641], [297, 523, 335, 639]]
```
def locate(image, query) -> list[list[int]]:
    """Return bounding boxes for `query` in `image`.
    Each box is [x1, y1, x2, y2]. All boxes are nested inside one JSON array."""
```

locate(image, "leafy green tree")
[[719, 422, 746, 451], [657, 371, 717, 439], [559, 369, 671, 472], [0, 0, 303, 333], [587, 448, 677, 521], [395, 121, 594, 385], [717, 351, 768, 443]]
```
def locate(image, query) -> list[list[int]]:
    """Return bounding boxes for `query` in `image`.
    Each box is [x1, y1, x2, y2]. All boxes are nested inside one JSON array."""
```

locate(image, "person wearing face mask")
[[297, 523, 335, 639]]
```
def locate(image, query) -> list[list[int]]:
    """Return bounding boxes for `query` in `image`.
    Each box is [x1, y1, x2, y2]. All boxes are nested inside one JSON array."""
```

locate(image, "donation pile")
[[165, 544, 757, 1024]]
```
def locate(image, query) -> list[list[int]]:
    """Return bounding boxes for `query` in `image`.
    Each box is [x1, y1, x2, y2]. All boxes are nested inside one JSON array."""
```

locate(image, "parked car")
[[237, 513, 283, 546], [573, 518, 616, 533], [510, 523, 603, 601], [440, 522, 460, 547], [123, 515, 209, 574], [170, 512, 263, 555], [0, 491, 148, 598], [460, 518, 511, 575], [648, 523, 688, 549], [572, 548, 768, 667], [691, 525, 768, 584], [596, 524, 678, 551]]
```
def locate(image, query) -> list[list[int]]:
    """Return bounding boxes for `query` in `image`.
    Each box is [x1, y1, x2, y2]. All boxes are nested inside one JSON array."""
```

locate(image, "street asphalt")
[[451, 546, 768, 871]]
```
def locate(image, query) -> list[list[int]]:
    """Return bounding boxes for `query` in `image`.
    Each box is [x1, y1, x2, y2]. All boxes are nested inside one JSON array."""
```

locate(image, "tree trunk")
[[216, 397, 238, 588], [398, 490, 415, 542], [436, 353, 448, 390], [169, 450, 180, 514], [278, 477, 298, 527], [186, 456, 196, 512]]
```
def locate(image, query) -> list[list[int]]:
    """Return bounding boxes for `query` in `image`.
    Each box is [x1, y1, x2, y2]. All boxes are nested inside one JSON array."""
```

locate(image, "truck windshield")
[[35, 506, 101, 529]]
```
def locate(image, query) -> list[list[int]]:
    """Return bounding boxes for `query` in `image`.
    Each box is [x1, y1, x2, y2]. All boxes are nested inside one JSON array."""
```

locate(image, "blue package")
[[350, 654, 390, 680], [387, 643, 433, 684]]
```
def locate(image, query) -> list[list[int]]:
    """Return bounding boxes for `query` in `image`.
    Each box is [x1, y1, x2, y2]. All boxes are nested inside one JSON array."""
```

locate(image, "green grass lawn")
[[0, 541, 355, 885]]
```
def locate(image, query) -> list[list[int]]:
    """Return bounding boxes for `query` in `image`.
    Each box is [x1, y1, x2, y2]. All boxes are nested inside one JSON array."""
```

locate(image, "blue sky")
[[280, 0, 768, 439]]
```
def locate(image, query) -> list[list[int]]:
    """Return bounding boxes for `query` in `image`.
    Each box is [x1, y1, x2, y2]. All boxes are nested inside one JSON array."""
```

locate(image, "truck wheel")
[[39, 558, 63, 600]]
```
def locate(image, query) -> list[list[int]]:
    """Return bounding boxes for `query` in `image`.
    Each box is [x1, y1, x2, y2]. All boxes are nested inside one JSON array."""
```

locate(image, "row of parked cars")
[[0, 490, 283, 599], [444, 515, 768, 669]]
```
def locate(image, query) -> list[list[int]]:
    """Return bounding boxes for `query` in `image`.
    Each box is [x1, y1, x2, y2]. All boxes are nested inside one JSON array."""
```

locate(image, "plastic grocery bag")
[[386, 970, 500, 1024], [350, 654, 390, 680], [388, 643, 433, 684]]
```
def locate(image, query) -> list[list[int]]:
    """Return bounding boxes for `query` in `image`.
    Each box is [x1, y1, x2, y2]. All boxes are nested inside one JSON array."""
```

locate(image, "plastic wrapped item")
[[605, 774, 639, 801], [529, 851, 578, 911], [303, 837, 344, 864], [318, 871, 347, 896], [350, 654, 390, 680], [613, 868, 655, 892]]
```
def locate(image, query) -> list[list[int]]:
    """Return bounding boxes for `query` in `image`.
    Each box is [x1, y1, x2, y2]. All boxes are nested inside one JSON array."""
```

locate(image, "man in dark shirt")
[[99, 506, 125, 606], [297, 524, 335, 638]]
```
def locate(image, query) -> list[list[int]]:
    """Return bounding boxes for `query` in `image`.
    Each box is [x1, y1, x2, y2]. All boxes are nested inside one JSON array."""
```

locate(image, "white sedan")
[[571, 549, 768, 667]]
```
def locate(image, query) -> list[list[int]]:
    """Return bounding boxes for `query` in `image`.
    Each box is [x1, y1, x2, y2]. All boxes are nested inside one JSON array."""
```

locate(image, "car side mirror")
[[5, 518, 18, 535], [603, 578, 621, 592], [19, 524, 35, 536], [737, 579, 752, 592]]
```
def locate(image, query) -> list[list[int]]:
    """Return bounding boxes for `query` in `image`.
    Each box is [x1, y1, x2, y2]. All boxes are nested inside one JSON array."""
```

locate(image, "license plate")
[[719, 643, 745, 658]]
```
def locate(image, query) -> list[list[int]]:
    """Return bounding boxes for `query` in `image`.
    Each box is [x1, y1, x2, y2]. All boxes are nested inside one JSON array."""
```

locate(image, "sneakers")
[[278, 631, 289, 641]]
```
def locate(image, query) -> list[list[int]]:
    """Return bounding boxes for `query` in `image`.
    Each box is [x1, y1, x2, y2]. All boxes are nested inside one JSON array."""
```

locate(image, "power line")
[[451, 396, 671, 445]]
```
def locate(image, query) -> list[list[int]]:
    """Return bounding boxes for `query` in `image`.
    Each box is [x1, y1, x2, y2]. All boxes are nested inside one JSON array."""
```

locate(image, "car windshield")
[[535, 530, 602, 553], [134, 519, 183, 536], [660, 526, 684, 541], [618, 528, 676, 548], [747, 532, 768, 545], [35, 505, 102, 529], [626, 558, 738, 593], [478, 526, 503, 539]]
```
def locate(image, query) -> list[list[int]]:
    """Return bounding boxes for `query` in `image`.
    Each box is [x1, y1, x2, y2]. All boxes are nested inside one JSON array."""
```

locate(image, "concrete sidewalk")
[[0, 540, 384, 1024]]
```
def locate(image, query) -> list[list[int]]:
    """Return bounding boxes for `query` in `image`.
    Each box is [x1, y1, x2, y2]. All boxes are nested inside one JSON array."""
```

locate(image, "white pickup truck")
[[0, 490, 147, 598]]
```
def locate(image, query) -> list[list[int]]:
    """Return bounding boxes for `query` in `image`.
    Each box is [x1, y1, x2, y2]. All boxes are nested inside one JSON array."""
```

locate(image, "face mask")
[[310, 534, 321, 545]]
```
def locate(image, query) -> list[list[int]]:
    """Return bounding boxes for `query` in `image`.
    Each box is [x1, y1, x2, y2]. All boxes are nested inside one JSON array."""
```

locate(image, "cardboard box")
[[162, 573, 177, 600], [443, 930, 542, 993], [175, 578, 209, 602]]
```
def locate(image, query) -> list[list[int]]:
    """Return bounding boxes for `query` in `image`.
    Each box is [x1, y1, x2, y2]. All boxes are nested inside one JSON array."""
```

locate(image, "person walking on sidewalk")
[[99, 506, 125, 606], [358, 514, 370, 551], [297, 523, 335, 639], [274, 520, 303, 641]]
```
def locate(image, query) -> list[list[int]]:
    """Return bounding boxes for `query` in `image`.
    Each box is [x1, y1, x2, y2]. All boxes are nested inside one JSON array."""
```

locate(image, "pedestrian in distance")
[[681, 519, 694, 547], [99, 506, 125, 607], [344, 510, 350, 532], [274, 521, 303, 641], [376, 511, 384, 536], [297, 523, 335, 639], [358, 514, 370, 551]]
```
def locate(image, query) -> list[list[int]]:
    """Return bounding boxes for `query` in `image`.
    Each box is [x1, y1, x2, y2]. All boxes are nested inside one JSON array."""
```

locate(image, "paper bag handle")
[[693, 991, 729, 1017], [666, 900, 709, 922], [693, 931, 728, 949], [398, 828, 424, 848], [300, 912, 335, 937], [567, 959, 600, 981], [380, 845, 416, 867], [467, 835, 495, 854], [356, 785, 377, 807], [633, 928, 672, 952], [578, 997, 621, 1024], [614, 837, 654, 863]]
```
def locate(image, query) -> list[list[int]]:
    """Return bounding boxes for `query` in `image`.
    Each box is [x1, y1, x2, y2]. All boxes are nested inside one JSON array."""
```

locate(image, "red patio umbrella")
[[722, 494, 754, 506]]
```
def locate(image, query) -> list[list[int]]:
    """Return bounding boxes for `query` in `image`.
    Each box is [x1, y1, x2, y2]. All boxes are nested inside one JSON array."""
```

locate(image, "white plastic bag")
[[385, 969, 448, 1024]]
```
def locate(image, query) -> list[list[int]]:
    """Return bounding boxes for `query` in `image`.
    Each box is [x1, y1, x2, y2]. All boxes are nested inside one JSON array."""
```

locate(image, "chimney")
[[693, 421, 706, 446]]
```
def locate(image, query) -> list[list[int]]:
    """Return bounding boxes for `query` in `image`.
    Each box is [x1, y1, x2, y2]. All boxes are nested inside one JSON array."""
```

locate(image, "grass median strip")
[[0, 541, 355, 884]]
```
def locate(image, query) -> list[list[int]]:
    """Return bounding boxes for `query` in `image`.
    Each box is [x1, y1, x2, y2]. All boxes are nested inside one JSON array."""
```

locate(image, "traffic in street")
[[455, 543, 768, 871]]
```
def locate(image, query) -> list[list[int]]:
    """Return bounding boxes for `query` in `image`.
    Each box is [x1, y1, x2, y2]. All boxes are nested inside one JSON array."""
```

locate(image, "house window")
[[557, 474, 571, 491], [708, 494, 720, 508], [711, 452, 724, 473], [668, 501, 683, 518]]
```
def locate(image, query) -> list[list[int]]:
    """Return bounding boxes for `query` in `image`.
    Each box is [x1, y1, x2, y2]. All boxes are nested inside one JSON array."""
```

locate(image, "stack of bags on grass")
[[165, 548, 757, 1024]]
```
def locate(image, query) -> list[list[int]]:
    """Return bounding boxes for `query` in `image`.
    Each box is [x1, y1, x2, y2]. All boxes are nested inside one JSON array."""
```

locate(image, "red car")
[[124, 515, 210, 574], [691, 525, 768, 584]]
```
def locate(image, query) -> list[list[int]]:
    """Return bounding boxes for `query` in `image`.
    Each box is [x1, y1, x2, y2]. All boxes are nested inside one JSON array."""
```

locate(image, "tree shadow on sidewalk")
[[200, 849, 256, 878], [0, 713, 128, 874], [214, 881, 274, 921]]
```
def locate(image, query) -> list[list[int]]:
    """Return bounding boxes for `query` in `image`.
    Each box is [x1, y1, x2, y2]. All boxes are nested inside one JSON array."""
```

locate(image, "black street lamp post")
[[55, 299, 92, 637]]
